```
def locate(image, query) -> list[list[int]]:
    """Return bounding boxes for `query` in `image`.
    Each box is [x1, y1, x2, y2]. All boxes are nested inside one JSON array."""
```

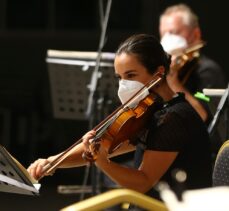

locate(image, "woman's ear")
[[156, 66, 166, 77]]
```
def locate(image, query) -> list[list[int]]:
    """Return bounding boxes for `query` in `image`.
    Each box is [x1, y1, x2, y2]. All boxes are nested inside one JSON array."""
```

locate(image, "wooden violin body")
[[100, 92, 163, 154]]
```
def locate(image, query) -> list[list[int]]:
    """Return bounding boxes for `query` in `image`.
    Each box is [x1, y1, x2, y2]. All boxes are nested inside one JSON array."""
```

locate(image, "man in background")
[[159, 3, 227, 156]]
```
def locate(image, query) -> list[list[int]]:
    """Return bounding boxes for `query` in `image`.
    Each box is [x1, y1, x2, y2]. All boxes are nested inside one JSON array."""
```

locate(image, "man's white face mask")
[[161, 32, 188, 54], [118, 79, 149, 106]]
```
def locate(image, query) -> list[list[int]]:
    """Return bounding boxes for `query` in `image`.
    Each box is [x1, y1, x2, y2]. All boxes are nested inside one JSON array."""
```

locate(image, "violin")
[[38, 69, 165, 179], [170, 41, 205, 84]]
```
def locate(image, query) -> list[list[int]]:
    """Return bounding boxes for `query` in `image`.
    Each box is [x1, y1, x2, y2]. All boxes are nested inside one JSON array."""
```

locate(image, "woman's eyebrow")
[[115, 70, 137, 79], [124, 70, 137, 75]]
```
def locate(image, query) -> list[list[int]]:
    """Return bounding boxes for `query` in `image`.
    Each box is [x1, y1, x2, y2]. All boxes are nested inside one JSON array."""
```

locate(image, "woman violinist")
[[27, 34, 212, 202]]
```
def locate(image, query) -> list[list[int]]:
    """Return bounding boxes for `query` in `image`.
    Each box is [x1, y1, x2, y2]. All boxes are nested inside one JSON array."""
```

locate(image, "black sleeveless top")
[[134, 93, 212, 200]]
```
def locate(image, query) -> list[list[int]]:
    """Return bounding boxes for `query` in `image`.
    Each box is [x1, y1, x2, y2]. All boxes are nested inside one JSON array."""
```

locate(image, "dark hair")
[[116, 34, 171, 74]]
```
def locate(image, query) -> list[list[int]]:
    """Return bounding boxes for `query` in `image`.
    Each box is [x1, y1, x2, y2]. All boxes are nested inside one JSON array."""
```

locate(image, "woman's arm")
[[95, 144, 178, 193], [27, 131, 135, 180]]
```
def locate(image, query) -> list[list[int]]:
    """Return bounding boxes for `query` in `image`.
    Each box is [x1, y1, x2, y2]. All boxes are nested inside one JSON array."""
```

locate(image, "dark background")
[[0, 0, 228, 210]]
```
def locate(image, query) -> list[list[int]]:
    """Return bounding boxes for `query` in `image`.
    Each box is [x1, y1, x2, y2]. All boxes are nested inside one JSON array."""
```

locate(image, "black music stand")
[[46, 50, 119, 199]]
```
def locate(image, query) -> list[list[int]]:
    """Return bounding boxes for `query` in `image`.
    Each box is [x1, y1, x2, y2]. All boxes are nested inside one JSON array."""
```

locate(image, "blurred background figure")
[[159, 3, 227, 157]]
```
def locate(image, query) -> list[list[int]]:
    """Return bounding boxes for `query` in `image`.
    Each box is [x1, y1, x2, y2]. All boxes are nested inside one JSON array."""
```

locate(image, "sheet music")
[[0, 174, 39, 195], [0, 145, 41, 195]]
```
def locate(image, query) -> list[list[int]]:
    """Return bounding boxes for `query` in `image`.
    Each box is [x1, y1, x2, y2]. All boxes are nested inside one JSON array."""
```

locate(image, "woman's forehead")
[[115, 54, 140, 71]]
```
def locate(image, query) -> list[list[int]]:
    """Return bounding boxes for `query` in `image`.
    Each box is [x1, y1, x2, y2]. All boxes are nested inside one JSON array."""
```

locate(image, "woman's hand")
[[27, 157, 54, 181], [93, 140, 109, 167], [82, 130, 96, 151], [82, 130, 108, 163]]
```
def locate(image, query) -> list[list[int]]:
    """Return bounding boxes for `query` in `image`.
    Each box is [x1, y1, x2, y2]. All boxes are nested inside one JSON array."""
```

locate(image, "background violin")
[[169, 41, 205, 84]]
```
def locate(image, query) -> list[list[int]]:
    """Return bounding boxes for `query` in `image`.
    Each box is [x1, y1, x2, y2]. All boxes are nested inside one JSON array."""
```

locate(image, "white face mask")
[[161, 32, 187, 54], [118, 79, 149, 106]]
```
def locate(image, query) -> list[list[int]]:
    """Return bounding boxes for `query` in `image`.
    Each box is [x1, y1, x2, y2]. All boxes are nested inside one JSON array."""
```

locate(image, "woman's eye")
[[126, 74, 136, 79]]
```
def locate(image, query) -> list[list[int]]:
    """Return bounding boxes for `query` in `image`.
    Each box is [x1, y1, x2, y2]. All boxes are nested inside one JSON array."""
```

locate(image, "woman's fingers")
[[82, 130, 96, 150], [27, 159, 50, 180]]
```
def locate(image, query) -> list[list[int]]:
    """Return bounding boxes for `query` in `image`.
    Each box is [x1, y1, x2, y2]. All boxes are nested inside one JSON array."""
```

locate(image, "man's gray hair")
[[160, 4, 199, 29]]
